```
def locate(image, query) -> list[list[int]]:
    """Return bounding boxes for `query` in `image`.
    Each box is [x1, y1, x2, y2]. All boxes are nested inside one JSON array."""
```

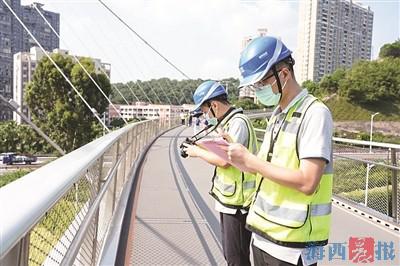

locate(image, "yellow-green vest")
[[210, 109, 259, 209], [246, 94, 333, 248]]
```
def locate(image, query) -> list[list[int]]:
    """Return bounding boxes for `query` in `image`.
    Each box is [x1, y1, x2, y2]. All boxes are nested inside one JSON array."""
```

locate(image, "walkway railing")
[[0, 118, 178, 266], [254, 128, 400, 225]]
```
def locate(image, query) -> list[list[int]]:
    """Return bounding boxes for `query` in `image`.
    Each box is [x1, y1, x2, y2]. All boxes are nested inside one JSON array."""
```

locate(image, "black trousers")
[[252, 244, 318, 266], [220, 211, 252, 266]]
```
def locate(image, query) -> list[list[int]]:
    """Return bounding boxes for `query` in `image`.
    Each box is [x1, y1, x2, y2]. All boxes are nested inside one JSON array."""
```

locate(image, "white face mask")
[[255, 71, 288, 106], [204, 107, 218, 126]]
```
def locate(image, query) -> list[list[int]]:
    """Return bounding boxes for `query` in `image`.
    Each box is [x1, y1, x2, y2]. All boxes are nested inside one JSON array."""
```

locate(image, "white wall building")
[[13, 47, 111, 124], [109, 102, 194, 122], [239, 28, 268, 101], [295, 0, 373, 83]]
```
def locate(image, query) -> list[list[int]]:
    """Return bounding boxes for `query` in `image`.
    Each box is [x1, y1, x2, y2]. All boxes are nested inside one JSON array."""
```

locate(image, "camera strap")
[[191, 107, 242, 142]]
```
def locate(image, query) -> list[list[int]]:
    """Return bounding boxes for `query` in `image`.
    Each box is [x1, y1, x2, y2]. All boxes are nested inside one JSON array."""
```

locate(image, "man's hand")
[[217, 127, 234, 143], [182, 142, 204, 158], [220, 143, 256, 173]]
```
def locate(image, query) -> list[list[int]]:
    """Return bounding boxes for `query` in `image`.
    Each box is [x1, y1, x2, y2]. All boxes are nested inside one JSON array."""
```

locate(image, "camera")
[[179, 137, 196, 158]]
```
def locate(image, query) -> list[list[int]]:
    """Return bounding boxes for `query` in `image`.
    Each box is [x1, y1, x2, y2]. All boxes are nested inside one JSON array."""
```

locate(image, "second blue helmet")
[[192, 80, 227, 112]]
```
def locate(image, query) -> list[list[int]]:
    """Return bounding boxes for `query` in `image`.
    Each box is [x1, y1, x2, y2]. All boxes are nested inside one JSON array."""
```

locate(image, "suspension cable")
[[33, 4, 128, 125], [94, 4, 185, 105], [98, 0, 191, 80], [58, 7, 145, 104], [2, 0, 110, 132], [97, 68, 130, 105]]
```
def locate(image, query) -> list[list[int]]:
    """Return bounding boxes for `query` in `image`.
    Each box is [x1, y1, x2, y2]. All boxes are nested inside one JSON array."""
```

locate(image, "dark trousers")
[[220, 211, 252, 266], [252, 244, 317, 266]]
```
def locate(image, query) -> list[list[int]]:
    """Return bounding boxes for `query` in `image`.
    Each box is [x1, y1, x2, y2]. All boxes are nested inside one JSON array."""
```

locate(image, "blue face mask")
[[255, 72, 287, 106]]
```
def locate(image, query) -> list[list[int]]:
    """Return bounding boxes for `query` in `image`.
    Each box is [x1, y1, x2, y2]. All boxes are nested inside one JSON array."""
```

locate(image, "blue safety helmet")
[[192, 80, 227, 112], [238, 36, 292, 88]]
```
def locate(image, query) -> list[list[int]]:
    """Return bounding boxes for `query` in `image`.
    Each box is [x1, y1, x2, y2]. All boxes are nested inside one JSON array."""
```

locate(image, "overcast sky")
[[20, 0, 400, 83]]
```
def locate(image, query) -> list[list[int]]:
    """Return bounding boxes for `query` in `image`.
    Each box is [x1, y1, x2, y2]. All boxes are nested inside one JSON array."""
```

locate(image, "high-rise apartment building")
[[21, 3, 59, 52], [295, 0, 373, 83], [239, 28, 268, 101], [0, 0, 21, 120], [0, 1, 59, 121]]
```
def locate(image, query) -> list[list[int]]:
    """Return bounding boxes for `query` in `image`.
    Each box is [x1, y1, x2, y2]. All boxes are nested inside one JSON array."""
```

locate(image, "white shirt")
[[252, 89, 333, 266]]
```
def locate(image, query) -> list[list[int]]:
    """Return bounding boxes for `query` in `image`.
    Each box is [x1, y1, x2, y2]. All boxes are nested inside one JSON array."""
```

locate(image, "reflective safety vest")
[[246, 94, 333, 248], [210, 109, 259, 209]]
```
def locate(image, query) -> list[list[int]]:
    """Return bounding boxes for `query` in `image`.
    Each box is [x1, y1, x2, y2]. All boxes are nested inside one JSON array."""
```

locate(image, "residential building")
[[239, 28, 268, 101], [295, 0, 373, 83], [0, 1, 59, 121]]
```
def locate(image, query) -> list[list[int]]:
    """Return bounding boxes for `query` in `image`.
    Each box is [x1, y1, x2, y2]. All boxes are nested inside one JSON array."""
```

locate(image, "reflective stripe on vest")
[[246, 93, 333, 247], [243, 180, 256, 190], [210, 111, 259, 208], [214, 176, 235, 195], [254, 196, 332, 222]]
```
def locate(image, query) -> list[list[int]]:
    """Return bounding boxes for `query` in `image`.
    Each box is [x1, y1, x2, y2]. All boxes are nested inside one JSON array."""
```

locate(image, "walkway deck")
[[122, 126, 399, 266]]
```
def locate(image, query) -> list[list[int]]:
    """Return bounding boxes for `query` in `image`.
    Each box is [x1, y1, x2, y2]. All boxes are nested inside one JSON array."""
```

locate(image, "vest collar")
[[219, 107, 243, 126], [272, 89, 308, 117]]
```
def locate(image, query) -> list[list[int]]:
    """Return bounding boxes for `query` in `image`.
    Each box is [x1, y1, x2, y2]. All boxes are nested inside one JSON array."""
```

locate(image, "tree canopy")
[[379, 40, 400, 58], [110, 78, 240, 105], [25, 54, 111, 152]]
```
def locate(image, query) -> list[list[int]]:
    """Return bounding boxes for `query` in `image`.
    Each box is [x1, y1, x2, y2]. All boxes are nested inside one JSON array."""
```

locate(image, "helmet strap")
[[207, 102, 217, 118], [272, 66, 283, 104], [272, 66, 283, 94]]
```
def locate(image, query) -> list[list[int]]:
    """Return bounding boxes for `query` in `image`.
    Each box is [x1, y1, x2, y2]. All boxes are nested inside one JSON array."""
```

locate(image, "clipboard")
[[197, 137, 230, 163], [197, 137, 254, 173]]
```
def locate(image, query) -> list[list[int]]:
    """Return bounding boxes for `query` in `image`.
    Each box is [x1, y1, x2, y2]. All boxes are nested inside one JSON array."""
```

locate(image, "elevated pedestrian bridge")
[[1, 116, 399, 266]]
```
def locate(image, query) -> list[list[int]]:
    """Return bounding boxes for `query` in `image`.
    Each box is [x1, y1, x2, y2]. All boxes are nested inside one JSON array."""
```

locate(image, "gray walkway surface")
[[127, 126, 399, 266], [128, 127, 225, 265]]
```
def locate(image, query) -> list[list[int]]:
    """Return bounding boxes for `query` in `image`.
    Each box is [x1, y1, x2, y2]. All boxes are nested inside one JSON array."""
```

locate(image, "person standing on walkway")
[[224, 36, 334, 266], [180, 111, 186, 125], [182, 80, 258, 266]]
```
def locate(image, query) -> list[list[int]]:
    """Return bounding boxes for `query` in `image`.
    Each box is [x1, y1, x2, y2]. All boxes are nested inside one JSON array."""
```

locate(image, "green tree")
[[25, 55, 111, 152], [0, 121, 48, 154], [110, 118, 126, 129], [0, 121, 19, 152], [379, 40, 400, 58], [110, 78, 240, 105], [302, 80, 320, 96], [319, 68, 346, 95], [234, 98, 260, 110], [340, 58, 400, 104]]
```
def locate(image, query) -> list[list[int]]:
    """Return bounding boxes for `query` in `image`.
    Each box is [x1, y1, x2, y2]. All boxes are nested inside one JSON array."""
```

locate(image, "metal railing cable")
[[1, 0, 109, 132], [33, 4, 128, 125]]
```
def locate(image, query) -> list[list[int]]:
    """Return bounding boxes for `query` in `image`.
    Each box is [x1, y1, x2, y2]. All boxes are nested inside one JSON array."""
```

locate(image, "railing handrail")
[[254, 128, 400, 150], [0, 120, 149, 259]]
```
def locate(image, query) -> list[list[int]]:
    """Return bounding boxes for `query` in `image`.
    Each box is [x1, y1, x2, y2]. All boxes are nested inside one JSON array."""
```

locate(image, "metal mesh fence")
[[28, 159, 100, 266], [0, 118, 180, 266], [333, 141, 399, 222]]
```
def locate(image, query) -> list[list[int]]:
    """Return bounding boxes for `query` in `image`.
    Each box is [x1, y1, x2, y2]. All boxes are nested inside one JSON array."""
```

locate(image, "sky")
[[20, 0, 400, 83]]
